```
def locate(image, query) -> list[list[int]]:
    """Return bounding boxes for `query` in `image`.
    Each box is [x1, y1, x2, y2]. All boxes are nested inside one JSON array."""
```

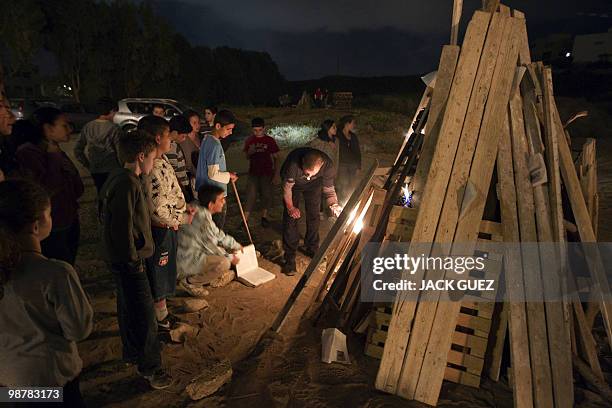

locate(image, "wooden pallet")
[[365, 298, 497, 388], [365, 216, 504, 388]]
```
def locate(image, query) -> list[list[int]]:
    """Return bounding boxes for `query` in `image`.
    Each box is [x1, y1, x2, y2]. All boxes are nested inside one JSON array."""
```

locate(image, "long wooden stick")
[[231, 179, 253, 244]]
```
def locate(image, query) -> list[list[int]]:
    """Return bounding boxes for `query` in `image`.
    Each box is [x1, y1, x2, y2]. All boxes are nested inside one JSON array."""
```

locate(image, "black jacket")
[[338, 131, 361, 169], [101, 168, 154, 264]]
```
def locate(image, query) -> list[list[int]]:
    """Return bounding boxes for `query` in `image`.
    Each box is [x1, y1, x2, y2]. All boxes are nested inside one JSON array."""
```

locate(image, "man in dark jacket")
[[280, 147, 342, 276], [100, 129, 172, 390]]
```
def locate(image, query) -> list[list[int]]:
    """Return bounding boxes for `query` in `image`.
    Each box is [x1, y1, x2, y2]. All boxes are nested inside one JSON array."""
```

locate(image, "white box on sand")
[[235, 244, 276, 287], [321, 328, 350, 364]]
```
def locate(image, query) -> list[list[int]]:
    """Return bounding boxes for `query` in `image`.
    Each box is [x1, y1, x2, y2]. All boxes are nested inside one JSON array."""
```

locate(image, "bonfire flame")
[[352, 192, 373, 234]]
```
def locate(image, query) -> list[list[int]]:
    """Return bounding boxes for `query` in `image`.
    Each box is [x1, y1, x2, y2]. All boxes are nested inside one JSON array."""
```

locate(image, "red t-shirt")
[[243, 134, 280, 177]]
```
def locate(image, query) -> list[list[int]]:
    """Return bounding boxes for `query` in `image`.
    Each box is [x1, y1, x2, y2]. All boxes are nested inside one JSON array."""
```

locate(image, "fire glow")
[[400, 183, 413, 207]]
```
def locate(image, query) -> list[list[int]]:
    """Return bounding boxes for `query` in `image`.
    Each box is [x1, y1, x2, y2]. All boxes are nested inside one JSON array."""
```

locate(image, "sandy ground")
[[63, 128, 611, 407]]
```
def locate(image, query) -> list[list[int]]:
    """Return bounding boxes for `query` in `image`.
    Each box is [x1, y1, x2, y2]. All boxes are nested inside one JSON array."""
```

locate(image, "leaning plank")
[[542, 67, 566, 244], [375, 10, 492, 395], [497, 110, 534, 408], [522, 71, 574, 408], [411, 45, 460, 207], [394, 86, 432, 165], [574, 299, 605, 379], [509, 90, 554, 407], [411, 17, 521, 406], [579, 139, 598, 237], [451, 0, 464, 45], [395, 13, 509, 401], [556, 105, 612, 348]]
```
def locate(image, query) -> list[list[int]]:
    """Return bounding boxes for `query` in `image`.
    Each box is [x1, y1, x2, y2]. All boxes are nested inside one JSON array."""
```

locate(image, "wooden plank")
[[451, 0, 464, 45], [445, 366, 481, 387], [479, 220, 503, 236], [499, 4, 511, 16], [557, 105, 612, 348], [542, 66, 565, 245], [515, 16, 531, 65], [497, 107, 534, 407], [411, 17, 521, 406], [574, 300, 604, 379], [510, 89, 554, 408], [411, 45, 460, 207], [392, 13, 509, 402], [487, 303, 508, 382], [375, 11, 492, 396], [394, 86, 432, 165], [447, 349, 484, 374], [522, 70, 574, 408], [461, 301, 495, 319], [456, 313, 492, 334], [541, 67, 575, 407], [579, 139, 598, 237]]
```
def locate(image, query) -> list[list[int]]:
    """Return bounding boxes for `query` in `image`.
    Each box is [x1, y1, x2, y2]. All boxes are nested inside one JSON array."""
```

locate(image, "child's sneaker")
[[157, 313, 182, 331], [138, 368, 173, 390]]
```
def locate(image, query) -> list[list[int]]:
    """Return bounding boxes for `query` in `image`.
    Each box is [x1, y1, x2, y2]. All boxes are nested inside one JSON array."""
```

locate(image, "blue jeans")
[[111, 260, 161, 375], [146, 227, 178, 302]]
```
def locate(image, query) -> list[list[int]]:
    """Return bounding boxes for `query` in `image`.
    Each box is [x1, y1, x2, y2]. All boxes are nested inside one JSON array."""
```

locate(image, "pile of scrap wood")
[[268, 2, 609, 406], [371, 3, 610, 407]]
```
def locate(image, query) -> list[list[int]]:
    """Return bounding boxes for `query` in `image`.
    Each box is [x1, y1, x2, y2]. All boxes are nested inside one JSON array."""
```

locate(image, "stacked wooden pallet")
[[365, 207, 505, 389], [374, 3, 609, 407]]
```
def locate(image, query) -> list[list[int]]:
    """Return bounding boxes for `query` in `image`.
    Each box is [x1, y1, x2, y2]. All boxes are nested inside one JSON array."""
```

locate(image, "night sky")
[[156, 0, 611, 80]]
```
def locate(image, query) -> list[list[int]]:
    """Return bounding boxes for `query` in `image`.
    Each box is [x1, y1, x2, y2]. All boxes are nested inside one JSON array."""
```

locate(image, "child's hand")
[[231, 255, 240, 265], [185, 205, 198, 224], [230, 172, 238, 182], [287, 206, 301, 219]]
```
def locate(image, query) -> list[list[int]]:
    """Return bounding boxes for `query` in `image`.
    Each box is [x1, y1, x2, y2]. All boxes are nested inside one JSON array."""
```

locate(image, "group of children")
[[0, 93, 361, 401]]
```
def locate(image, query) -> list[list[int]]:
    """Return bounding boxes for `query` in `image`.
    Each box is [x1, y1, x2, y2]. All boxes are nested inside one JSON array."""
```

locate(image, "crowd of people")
[[0, 94, 362, 404]]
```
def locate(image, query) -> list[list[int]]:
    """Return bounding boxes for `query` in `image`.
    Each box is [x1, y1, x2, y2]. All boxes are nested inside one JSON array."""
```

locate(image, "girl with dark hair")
[[15, 107, 84, 265], [336, 115, 362, 203], [0, 179, 93, 406], [180, 110, 202, 178], [202, 106, 218, 132], [308, 119, 338, 167]]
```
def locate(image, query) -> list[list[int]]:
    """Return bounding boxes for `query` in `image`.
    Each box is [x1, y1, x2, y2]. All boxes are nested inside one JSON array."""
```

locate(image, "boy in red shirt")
[[243, 117, 280, 227]]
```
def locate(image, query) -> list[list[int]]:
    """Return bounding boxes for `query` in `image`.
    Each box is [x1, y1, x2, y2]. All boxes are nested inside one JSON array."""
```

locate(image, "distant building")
[[530, 33, 574, 65], [572, 28, 612, 63]]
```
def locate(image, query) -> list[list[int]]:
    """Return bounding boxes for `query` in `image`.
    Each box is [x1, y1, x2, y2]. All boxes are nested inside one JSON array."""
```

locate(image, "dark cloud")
[[155, 0, 612, 80]]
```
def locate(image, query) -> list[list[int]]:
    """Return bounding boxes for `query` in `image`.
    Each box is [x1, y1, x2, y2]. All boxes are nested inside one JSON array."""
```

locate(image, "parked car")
[[10, 98, 58, 120], [60, 102, 98, 132], [113, 98, 193, 131]]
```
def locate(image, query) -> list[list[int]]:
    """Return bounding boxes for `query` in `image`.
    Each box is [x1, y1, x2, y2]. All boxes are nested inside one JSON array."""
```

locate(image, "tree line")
[[0, 0, 286, 105]]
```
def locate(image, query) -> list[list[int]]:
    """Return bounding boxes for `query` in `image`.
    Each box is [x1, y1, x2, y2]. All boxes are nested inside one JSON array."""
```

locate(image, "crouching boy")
[[177, 185, 242, 288], [100, 130, 171, 389]]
